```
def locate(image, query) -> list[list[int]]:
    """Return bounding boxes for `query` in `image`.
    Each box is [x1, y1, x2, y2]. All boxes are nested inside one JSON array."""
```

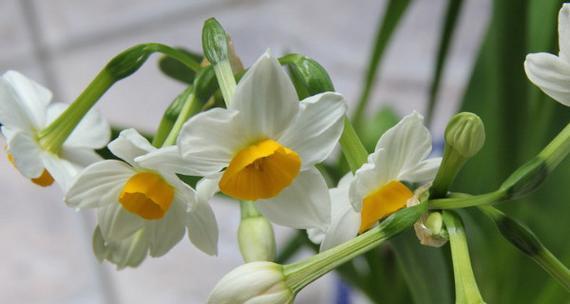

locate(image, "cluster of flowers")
[[1, 3, 569, 303]]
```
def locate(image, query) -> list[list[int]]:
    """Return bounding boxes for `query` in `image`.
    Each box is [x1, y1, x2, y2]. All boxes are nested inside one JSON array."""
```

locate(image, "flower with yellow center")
[[140, 52, 347, 231], [309, 112, 441, 251], [0, 71, 110, 190], [65, 129, 219, 258], [524, 3, 570, 107]]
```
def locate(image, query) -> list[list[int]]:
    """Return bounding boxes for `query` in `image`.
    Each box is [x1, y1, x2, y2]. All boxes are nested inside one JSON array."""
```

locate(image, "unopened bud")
[[280, 54, 335, 96], [208, 262, 293, 304], [238, 201, 276, 262], [445, 112, 485, 158]]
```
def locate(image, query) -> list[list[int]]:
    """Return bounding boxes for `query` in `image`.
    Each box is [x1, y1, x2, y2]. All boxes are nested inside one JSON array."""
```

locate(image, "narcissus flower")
[[66, 129, 218, 257], [311, 112, 441, 250], [524, 3, 570, 106], [0, 71, 110, 190], [149, 52, 347, 231]]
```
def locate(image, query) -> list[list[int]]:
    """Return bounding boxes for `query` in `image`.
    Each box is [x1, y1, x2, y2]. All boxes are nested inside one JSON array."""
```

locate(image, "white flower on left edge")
[[524, 3, 570, 106], [65, 129, 218, 258], [0, 71, 110, 190], [138, 52, 347, 232], [310, 112, 441, 251]]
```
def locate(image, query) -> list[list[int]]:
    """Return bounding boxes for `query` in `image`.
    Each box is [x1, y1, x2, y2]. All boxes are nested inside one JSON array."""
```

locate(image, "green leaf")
[[425, 0, 465, 125], [391, 230, 453, 304], [352, 0, 412, 127]]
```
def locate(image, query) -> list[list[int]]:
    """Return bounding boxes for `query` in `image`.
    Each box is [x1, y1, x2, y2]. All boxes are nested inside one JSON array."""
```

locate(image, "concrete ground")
[[0, 0, 490, 303]]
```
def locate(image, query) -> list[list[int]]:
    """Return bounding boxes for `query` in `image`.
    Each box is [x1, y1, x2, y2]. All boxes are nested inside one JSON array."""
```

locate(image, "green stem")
[[240, 200, 262, 219], [283, 202, 426, 293], [538, 122, 570, 172], [479, 206, 570, 292], [429, 190, 506, 209], [37, 43, 201, 154], [430, 147, 467, 199], [162, 93, 201, 146], [442, 211, 486, 303], [213, 61, 237, 106], [339, 117, 369, 173]]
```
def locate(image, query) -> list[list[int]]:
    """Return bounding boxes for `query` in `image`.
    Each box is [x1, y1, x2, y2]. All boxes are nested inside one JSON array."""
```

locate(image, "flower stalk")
[[479, 206, 570, 291], [442, 210, 486, 304], [37, 43, 201, 154], [284, 202, 427, 293]]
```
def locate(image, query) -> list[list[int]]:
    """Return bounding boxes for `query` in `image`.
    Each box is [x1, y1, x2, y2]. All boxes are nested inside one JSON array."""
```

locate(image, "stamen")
[[219, 139, 301, 200], [119, 172, 174, 220], [359, 180, 413, 233]]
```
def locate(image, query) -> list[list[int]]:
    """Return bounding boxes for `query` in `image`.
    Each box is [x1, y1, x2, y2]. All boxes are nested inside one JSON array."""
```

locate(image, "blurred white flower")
[[0, 71, 110, 190], [524, 4, 570, 106], [66, 128, 218, 258], [139, 52, 347, 232], [208, 262, 293, 304], [311, 112, 441, 250]]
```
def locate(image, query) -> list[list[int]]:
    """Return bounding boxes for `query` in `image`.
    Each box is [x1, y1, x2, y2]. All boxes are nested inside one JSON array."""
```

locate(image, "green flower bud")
[[414, 211, 449, 247], [444, 112, 486, 158], [280, 54, 335, 96], [430, 112, 486, 198], [202, 18, 230, 65]]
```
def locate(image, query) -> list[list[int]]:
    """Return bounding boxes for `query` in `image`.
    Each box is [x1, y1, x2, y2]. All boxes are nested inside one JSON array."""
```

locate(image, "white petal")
[[97, 203, 145, 241], [320, 175, 360, 251], [93, 226, 149, 270], [7, 130, 44, 178], [524, 53, 570, 106], [374, 112, 432, 177], [349, 157, 385, 211], [47, 103, 110, 149], [278, 92, 346, 169], [256, 168, 330, 230], [108, 128, 155, 166], [136, 146, 200, 176], [306, 227, 325, 244], [0, 71, 51, 131], [177, 108, 241, 176], [195, 174, 221, 204], [65, 160, 133, 209], [399, 157, 442, 184], [146, 202, 186, 257], [60, 146, 103, 168], [186, 199, 219, 256], [230, 52, 299, 140], [320, 205, 360, 251], [41, 153, 80, 191], [559, 4, 570, 62]]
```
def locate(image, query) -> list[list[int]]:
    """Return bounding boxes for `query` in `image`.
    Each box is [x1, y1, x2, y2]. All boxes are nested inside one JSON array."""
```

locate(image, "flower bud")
[[208, 262, 293, 304], [238, 201, 276, 262], [202, 18, 230, 65], [444, 112, 486, 158], [238, 216, 277, 262], [280, 54, 335, 97]]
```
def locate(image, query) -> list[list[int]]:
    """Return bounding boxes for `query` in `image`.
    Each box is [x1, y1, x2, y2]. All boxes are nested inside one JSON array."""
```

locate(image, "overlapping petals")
[[66, 129, 218, 258], [171, 52, 347, 231], [0, 71, 110, 190]]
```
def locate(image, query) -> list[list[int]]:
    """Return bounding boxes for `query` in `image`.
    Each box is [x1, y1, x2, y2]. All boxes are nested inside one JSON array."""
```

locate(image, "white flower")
[[208, 262, 293, 304], [65, 129, 218, 257], [0, 71, 110, 190], [311, 112, 441, 251], [139, 52, 347, 231], [524, 4, 570, 106]]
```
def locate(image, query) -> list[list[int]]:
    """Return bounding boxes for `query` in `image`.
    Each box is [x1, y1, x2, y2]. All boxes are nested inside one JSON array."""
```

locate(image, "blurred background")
[[4, 0, 566, 303]]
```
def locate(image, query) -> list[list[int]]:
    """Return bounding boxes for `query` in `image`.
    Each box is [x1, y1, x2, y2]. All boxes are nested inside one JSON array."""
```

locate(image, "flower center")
[[359, 180, 413, 233], [7, 153, 54, 187], [119, 172, 174, 220], [219, 139, 301, 200]]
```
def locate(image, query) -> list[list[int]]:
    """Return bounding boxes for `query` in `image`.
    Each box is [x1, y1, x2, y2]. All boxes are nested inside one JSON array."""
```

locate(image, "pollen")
[[219, 139, 301, 200], [119, 171, 175, 220], [7, 153, 54, 187], [359, 180, 413, 233]]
